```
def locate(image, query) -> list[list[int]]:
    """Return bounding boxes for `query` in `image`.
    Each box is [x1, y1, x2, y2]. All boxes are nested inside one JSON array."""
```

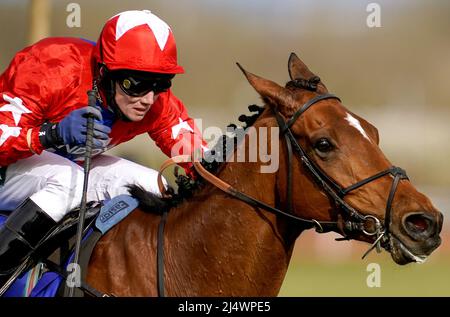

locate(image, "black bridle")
[[270, 93, 409, 257]]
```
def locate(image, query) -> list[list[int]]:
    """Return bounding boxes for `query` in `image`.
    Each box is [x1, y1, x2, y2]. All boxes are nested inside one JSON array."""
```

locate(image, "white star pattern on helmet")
[[0, 124, 21, 146], [115, 10, 171, 51], [0, 94, 32, 125], [171, 118, 194, 139]]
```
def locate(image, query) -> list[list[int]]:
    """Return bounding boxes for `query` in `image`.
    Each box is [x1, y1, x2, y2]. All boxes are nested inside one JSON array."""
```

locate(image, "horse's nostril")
[[403, 213, 435, 240], [406, 215, 428, 232]]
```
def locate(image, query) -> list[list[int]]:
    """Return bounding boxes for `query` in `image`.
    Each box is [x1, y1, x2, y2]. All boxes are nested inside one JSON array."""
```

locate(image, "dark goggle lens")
[[118, 77, 171, 96]]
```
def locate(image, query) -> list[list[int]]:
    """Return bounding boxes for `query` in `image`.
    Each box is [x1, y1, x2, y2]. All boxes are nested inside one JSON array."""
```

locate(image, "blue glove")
[[39, 107, 111, 149], [57, 107, 111, 148]]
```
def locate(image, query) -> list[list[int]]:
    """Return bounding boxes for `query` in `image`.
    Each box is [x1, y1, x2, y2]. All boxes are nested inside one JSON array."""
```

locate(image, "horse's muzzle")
[[390, 211, 443, 264]]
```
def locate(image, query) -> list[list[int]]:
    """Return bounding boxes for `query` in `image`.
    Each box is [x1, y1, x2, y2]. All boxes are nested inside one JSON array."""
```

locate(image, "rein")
[[155, 93, 409, 296]]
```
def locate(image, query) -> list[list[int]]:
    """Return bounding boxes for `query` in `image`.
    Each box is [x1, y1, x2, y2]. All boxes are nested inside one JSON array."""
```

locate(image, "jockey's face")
[[114, 82, 158, 121]]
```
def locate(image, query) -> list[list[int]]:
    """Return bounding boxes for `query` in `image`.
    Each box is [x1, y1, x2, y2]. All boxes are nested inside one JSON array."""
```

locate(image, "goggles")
[[111, 71, 173, 97]]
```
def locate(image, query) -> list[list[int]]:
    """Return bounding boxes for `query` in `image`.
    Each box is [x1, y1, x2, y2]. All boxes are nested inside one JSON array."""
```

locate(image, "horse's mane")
[[128, 104, 265, 214]]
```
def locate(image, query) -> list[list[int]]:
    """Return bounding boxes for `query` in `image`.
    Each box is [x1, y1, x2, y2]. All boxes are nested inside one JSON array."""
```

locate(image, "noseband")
[[271, 93, 409, 257]]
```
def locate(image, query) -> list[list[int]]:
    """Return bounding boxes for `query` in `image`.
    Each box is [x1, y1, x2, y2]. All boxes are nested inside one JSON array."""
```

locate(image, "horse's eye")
[[314, 138, 333, 154]]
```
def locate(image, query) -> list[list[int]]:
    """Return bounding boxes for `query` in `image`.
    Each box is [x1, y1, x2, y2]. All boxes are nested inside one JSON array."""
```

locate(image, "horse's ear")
[[236, 62, 293, 108], [288, 52, 328, 93], [288, 52, 316, 80]]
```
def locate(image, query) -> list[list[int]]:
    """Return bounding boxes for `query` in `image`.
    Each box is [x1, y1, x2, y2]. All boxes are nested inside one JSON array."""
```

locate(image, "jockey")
[[0, 10, 206, 286]]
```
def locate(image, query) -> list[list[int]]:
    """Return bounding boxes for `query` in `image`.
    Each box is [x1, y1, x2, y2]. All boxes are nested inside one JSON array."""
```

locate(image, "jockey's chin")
[[114, 83, 157, 121]]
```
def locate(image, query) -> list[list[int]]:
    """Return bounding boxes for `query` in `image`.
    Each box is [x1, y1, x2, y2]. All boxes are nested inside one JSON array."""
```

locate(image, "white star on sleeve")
[[0, 124, 21, 146], [0, 94, 32, 125], [171, 118, 194, 139], [115, 10, 170, 50]]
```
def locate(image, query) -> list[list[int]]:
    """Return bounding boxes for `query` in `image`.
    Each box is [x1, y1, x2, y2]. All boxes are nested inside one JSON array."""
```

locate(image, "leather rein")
[[156, 93, 409, 296]]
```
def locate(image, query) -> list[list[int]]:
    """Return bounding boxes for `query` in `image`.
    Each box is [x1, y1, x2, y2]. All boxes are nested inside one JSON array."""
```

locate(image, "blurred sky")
[[0, 0, 449, 205]]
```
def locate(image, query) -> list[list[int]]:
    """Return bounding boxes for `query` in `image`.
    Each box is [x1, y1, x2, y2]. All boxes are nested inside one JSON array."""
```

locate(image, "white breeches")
[[0, 151, 164, 222]]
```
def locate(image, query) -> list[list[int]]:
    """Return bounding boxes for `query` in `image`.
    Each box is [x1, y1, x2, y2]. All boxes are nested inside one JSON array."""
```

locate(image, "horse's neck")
[[165, 160, 297, 296], [87, 119, 301, 296]]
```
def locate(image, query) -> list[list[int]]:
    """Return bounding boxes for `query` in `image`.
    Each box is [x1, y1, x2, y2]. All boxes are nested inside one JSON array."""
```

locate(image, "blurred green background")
[[0, 0, 449, 296]]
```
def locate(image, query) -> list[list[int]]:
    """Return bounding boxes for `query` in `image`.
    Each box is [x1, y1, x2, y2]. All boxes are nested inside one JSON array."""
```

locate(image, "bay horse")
[[85, 53, 443, 296]]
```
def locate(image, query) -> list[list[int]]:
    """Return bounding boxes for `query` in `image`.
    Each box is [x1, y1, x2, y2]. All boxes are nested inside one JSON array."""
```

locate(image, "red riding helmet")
[[93, 10, 184, 74]]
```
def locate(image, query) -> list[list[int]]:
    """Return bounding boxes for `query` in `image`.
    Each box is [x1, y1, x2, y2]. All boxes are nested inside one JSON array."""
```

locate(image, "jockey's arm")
[[0, 39, 84, 166], [0, 89, 48, 167], [148, 91, 208, 178]]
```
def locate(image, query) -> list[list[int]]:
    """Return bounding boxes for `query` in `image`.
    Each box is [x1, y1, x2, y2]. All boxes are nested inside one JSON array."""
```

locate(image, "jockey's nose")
[[402, 211, 443, 241], [140, 90, 156, 105]]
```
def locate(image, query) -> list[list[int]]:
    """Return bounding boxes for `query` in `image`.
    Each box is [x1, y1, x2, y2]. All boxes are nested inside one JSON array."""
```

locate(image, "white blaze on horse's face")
[[344, 113, 371, 142]]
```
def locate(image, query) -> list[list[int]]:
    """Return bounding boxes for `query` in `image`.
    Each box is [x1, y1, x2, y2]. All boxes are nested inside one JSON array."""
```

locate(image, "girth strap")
[[157, 210, 168, 297]]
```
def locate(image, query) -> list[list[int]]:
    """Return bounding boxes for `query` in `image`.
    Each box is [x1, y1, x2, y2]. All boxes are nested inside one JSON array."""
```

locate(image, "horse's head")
[[238, 53, 443, 265]]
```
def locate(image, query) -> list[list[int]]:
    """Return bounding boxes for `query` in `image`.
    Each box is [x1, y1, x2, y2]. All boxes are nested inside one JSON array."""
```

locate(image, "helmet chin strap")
[[107, 88, 132, 122], [95, 65, 132, 122]]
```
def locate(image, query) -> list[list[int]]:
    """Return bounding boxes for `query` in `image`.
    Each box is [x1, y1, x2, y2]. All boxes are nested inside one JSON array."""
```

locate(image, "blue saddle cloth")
[[1, 194, 138, 297]]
